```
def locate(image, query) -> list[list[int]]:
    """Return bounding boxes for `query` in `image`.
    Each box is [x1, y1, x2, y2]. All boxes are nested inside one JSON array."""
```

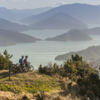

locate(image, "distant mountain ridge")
[[87, 27, 100, 35], [0, 18, 27, 32], [47, 3, 100, 25], [45, 27, 100, 41], [22, 3, 100, 29], [22, 4, 90, 29], [28, 12, 87, 30], [0, 7, 52, 22], [55, 45, 100, 66], [0, 29, 40, 46], [46, 29, 92, 41]]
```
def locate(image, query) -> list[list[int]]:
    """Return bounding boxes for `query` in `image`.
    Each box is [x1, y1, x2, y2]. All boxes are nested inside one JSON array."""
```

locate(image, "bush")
[[0, 50, 12, 70], [22, 95, 29, 100], [38, 54, 100, 99], [39, 63, 59, 75]]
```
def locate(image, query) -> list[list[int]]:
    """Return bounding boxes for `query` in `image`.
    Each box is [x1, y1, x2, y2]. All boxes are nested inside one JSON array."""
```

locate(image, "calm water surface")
[[0, 30, 100, 69]]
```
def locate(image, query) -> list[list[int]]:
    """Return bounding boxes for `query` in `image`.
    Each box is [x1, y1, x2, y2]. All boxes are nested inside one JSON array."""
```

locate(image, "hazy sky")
[[0, 0, 100, 9]]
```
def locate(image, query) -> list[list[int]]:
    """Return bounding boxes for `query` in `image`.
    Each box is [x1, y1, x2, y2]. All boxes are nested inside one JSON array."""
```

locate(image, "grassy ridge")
[[0, 70, 60, 94], [0, 55, 100, 100]]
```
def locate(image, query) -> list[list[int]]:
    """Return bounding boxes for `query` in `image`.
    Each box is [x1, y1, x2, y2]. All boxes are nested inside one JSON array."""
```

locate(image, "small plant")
[[36, 92, 45, 100], [22, 95, 29, 100]]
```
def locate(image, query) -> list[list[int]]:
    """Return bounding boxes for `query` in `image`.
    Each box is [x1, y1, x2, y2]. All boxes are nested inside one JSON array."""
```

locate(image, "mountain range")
[[22, 4, 88, 29], [0, 7, 51, 23], [1, 4, 100, 46], [21, 3, 100, 29], [29, 12, 87, 30], [56, 3, 100, 25], [1, 4, 100, 30]]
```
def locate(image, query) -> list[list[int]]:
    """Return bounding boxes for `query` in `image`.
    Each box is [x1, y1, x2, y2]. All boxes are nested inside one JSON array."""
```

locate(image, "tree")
[[0, 50, 13, 70], [3, 50, 13, 80], [4, 49, 13, 60]]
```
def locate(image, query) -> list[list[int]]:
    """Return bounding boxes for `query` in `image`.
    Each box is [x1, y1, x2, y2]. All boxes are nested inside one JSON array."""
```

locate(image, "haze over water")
[[0, 30, 100, 69]]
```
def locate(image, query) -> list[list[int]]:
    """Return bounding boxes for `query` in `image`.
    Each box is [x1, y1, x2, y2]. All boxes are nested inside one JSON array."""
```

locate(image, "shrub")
[[22, 95, 29, 100], [0, 50, 12, 70], [38, 54, 100, 99], [39, 63, 59, 75]]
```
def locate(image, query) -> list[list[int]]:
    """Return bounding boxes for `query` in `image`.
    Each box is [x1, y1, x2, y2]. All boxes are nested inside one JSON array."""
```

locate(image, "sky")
[[0, 0, 100, 9]]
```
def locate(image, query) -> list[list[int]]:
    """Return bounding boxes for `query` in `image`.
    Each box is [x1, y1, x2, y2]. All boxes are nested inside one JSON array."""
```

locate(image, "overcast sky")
[[0, 0, 100, 9]]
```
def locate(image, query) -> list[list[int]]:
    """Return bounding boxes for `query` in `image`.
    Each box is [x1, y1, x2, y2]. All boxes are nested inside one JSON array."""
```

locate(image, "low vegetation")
[[0, 70, 60, 93], [0, 50, 100, 100], [0, 70, 60, 100], [39, 54, 100, 100], [0, 50, 12, 70]]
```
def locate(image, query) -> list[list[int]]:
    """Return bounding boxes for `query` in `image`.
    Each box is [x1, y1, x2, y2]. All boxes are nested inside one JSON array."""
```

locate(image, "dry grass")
[[0, 91, 35, 100], [0, 70, 61, 99], [0, 91, 82, 100], [0, 70, 86, 100]]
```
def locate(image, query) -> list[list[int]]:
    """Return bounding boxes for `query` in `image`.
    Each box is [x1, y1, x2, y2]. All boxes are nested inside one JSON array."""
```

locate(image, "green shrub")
[[38, 54, 100, 99], [0, 50, 12, 70], [39, 63, 59, 75]]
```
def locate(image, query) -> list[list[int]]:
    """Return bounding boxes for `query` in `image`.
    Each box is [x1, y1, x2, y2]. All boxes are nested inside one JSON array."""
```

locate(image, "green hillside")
[[0, 51, 100, 100]]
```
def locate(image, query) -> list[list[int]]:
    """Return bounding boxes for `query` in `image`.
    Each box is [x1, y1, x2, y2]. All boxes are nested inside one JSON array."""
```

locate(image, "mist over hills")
[[46, 29, 92, 41], [45, 27, 100, 41], [58, 3, 100, 25], [0, 3, 100, 46], [0, 7, 51, 22], [0, 29, 40, 46], [29, 12, 87, 30], [0, 7, 49, 46], [55, 45, 100, 65], [87, 27, 100, 35], [1, 3, 100, 30], [0, 18, 27, 32], [22, 5, 87, 29], [21, 3, 100, 29], [1, 3, 100, 29], [38, 3, 100, 25]]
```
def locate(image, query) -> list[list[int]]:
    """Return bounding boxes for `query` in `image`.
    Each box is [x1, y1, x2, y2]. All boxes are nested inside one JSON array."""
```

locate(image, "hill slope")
[[0, 7, 51, 22], [0, 70, 60, 100], [22, 7, 87, 29], [55, 46, 100, 65], [0, 57, 99, 100], [29, 13, 87, 30], [56, 3, 100, 25], [0, 18, 27, 32], [33, 3, 100, 25], [22, 3, 100, 29], [0, 29, 40, 46], [87, 27, 100, 35], [46, 29, 92, 41]]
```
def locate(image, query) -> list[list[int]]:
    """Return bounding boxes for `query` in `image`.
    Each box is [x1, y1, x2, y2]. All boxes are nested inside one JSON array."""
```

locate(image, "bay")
[[0, 30, 100, 69]]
